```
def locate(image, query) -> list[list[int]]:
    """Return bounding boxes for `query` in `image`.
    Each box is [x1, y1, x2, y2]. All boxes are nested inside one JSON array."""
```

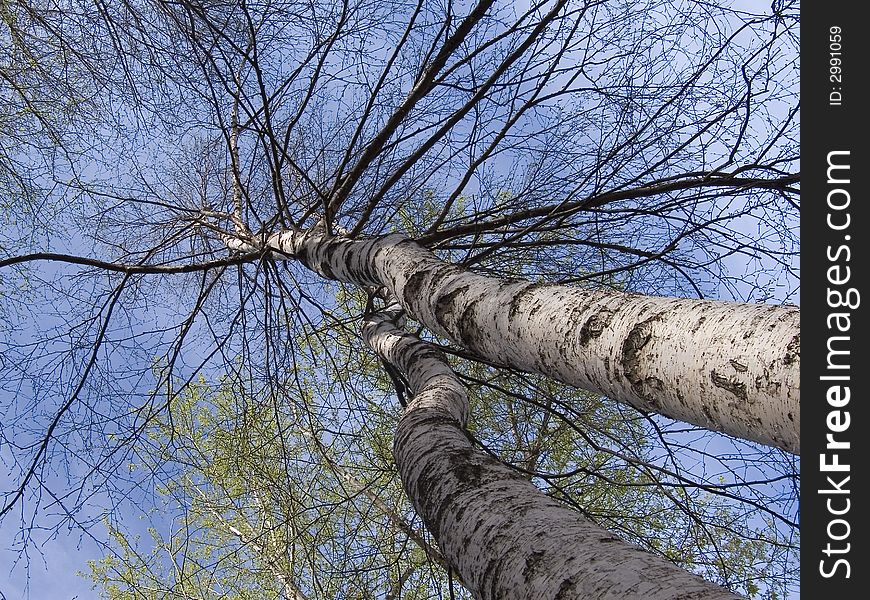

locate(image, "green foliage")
[[87, 363, 470, 599], [87, 336, 794, 599]]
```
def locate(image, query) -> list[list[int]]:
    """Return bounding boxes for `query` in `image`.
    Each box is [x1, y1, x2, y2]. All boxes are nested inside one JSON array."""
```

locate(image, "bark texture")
[[262, 230, 800, 454], [362, 308, 742, 600]]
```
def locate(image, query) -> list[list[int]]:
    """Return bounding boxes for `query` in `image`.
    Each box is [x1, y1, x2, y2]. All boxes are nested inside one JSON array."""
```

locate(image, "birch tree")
[[0, 0, 799, 598]]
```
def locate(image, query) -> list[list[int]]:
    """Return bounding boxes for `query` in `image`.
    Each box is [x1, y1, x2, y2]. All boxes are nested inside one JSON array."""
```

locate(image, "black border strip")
[[802, 2, 868, 596]]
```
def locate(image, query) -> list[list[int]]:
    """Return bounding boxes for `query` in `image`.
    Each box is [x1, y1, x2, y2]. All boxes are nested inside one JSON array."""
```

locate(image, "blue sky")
[[1, 517, 99, 599]]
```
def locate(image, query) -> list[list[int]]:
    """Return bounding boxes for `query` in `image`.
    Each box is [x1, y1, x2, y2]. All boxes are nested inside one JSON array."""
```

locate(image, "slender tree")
[[363, 305, 744, 598]]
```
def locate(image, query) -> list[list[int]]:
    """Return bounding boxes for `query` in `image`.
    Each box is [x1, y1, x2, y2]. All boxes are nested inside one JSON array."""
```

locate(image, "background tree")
[[1, 0, 799, 598]]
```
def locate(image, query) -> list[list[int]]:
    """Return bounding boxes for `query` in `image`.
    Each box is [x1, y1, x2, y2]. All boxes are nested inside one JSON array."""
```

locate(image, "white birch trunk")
[[262, 230, 799, 454], [362, 308, 742, 600]]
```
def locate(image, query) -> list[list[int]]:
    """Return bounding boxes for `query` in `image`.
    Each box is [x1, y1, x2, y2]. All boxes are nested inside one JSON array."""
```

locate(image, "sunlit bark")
[[257, 229, 800, 454]]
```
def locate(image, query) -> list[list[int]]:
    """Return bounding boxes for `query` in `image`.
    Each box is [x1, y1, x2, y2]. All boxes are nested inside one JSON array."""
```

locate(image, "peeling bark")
[[362, 308, 742, 600], [259, 230, 800, 454]]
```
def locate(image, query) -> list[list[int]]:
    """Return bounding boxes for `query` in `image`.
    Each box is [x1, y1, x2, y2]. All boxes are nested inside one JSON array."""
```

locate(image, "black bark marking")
[[434, 285, 465, 324], [729, 359, 748, 372], [295, 243, 312, 268], [317, 243, 339, 279], [755, 372, 781, 396], [622, 318, 656, 378], [701, 404, 716, 425], [403, 270, 431, 309], [555, 574, 581, 600], [644, 376, 664, 395], [521, 549, 546, 579], [392, 236, 418, 251], [402, 419, 527, 553], [349, 239, 374, 282], [485, 548, 511, 600], [439, 451, 498, 541], [416, 346, 450, 365], [370, 238, 399, 281], [783, 333, 800, 365], [412, 444, 474, 536], [710, 370, 748, 403], [427, 264, 460, 293], [434, 284, 475, 341], [621, 316, 663, 406], [508, 282, 546, 319], [578, 309, 613, 345], [458, 297, 484, 348], [453, 456, 483, 487]]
